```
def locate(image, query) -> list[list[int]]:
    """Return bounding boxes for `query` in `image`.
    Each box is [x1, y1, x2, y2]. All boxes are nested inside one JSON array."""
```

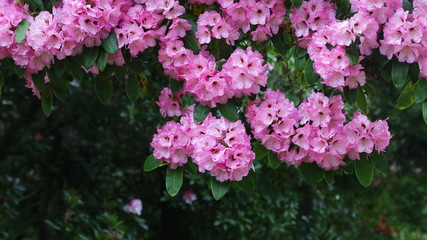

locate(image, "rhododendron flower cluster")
[[190, 0, 286, 42], [156, 87, 186, 118], [151, 111, 255, 182], [246, 89, 392, 170], [158, 44, 267, 105]]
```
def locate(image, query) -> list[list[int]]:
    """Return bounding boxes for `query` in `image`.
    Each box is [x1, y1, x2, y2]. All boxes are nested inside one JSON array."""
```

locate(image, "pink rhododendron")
[[123, 199, 143, 215]]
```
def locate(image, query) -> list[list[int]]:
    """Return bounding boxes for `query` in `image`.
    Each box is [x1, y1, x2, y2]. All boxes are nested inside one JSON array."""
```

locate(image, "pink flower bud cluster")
[[158, 42, 267, 106], [150, 112, 255, 182], [0, 0, 186, 75], [190, 0, 286, 42], [379, 3, 427, 77], [123, 199, 143, 215], [246, 89, 392, 170], [156, 87, 195, 118]]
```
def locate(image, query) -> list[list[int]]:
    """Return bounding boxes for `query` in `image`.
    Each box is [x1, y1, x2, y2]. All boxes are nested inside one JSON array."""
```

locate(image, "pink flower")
[[183, 190, 197, 204], [123, 199, 143, 215]]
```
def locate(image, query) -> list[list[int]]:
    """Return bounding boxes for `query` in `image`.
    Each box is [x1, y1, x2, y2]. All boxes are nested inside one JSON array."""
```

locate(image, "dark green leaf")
[[304, 59, 319, 85], [210, 178, 230, 200], [53, 60, 66, 78], [370, 152, 389, 174], [216, 61, 226, 71], [183, 33, 200, 54], [397, 81, 415, 110], [95, 77, 113, 104], [185, 160, 198, 176], [83, 47, 99, 69], [181, 94, 195, 108], [52, 85, 67, 102], [298, 163, 324, 185], [15, 19, 30, 44], [126, 75, 140, 102], [42, 84, 53, 117], [285, 46, 296, 62], [234, 174, 254, 192], [114, 66, 126, 81], [342, 161, 354, 174], [209, 38, 233, 61], [423, 100, 427, 124], [217, 100, 239, 122], [32, 72, 45, 92], [102, 31, 119, 54], [290, 0, 303, 8], [166, 167, 183, 197], [346, 41, 359, 65], [193, 103, 210, 123], [143, 154, 160, 172], [295, 47, 307, 59], [0, 71, 3, 88], [47, 68, 68, 89], [354, 156, 374, 187], [96, 48, 109, 72], [392, 61, 409, 89], [30, 0, 44, 9], [324, 171, 335, 186], [414, 79, 427, 103], [169, 78, 183, 93], [268, 151, 281, 169], [253, 141, 268, 161], [271, 28, 290, 57], [68, 58, 83, 81], [14, 66, 25, 79], [403, 0, 413, 12], [356, 87, 368, 114], [294, 56, 306, 71], [344, 87, 356, 105], [362, 83, 376, 97]]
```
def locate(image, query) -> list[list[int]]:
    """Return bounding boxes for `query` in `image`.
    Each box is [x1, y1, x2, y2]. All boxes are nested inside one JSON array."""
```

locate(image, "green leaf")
[[342, 161, 354, 174], [96, 48, 109, 72], [102, 31, 119, 55], [166, 167, 183, 197], [370, 152, 389, 174], [217, 100, 239, 122], [216, 61, 226, 71], [169, 78, 183, 93], [185, 161, 198, 176], [354, 156, 374, 187], [53, 60, 66, 78], [234, 174, 254, 192], [30, 0, 44, 9], [346, 41, 359, 65], [209, 38, 233, 61], [114, 66, 126, 81], [183, 33, 200, 54], [126, 75, 140, 102], [324, 171, 335, 186], [290, 0, 303, 8], [294, 56, 306, 71], [68, 58, 83, 81], [344, 87, 356, 105], [356, 87, 368, 114], [423, 100, 427, 125], [397, 81, 415, 110], [304, 59, 319, 85], [83, 47, 99, 69], [298, 163, 324, 185], [392, 61, 409, 89], [285, 46, 296, 62], [42, 84, 53, 117], [268, 151, 281, 169], [95, 77, 113, 104], [47, 68, 68, 90], [0, 71, 3, 87], [253, 141, 268, 161], [362, 83, 376, 97], [271, 28, 290, 57], [193, 103, 210, 123], [32, 72, 45, 92], [181, 94, 195, 108], [143, 154, 160, 172], [210, 178, 230, 200], [414, 79, 427, 103], [15, 19, 30, 44], [52, 85, 67, 102], [403, 0, 413, 12]]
